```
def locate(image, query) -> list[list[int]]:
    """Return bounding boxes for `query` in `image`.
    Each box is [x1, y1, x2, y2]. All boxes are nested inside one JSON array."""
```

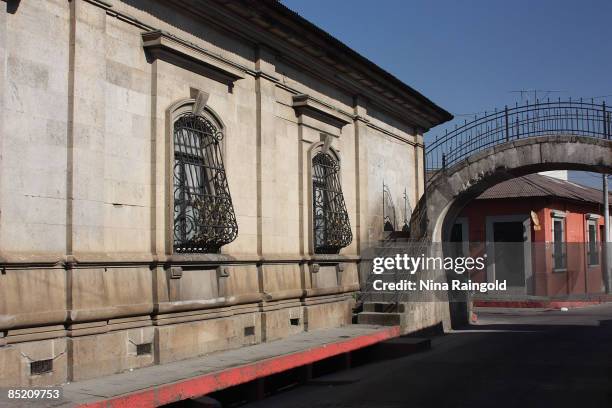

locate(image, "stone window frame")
[[166, 96, 236, 255], [306, 139, 352, 255], [586, 214, 600, 267], [550, 210, 567, 272]]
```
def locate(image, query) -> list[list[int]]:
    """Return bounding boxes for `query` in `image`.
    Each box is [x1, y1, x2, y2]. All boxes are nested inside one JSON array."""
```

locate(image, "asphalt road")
[[243, 304, 612, 408]]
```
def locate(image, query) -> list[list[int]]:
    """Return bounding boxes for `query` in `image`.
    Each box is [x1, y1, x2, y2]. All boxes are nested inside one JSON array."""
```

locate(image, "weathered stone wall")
[[362, 123, 418, 240], [0, 0, 426, 386]]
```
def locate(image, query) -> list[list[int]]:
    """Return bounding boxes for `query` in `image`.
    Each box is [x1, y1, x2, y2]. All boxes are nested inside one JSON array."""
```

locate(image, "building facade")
[[0, 0, 450, 386], [455, 174, 610, 297]]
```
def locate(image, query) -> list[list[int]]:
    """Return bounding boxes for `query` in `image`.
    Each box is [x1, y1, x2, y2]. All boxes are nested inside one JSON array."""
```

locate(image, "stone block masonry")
[[0, 0, 450, 386]]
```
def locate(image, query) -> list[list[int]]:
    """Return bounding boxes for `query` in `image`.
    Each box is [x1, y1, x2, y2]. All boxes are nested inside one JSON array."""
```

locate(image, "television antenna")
[[510, 89, 566, 103]]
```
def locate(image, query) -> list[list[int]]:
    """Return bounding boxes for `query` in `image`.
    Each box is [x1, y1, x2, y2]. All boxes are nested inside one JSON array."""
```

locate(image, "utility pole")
[[604, 174, 611, 293]]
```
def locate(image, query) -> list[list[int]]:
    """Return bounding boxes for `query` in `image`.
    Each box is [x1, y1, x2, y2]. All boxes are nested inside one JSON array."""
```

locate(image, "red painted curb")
[[77, 326, 400, 408], [473, 300, 608, 309]]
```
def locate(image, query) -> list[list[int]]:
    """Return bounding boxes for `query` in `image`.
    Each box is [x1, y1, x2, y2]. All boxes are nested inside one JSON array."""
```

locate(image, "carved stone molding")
[[142, 30, 244, 91], [292, 94, 351, 129]]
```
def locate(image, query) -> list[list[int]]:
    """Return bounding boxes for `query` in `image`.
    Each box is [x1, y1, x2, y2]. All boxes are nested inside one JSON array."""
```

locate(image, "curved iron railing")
[[426, 99, 612, 180]]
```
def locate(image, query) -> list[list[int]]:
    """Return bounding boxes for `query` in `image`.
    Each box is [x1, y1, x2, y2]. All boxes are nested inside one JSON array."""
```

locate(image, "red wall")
[[459, 197, 606, 297]]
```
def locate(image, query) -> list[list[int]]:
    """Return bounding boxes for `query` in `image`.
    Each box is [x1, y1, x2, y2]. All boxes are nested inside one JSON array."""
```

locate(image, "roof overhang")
[[164, 0, 453, 130]]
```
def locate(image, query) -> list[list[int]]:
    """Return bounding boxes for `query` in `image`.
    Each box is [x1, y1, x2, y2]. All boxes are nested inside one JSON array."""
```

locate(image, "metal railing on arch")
[[426, 99, 612, 182]]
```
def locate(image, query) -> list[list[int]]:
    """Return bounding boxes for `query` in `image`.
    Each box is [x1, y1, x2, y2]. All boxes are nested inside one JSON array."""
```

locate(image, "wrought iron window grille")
[[312, 152, 352, 254], [173, 112, 238, 253]]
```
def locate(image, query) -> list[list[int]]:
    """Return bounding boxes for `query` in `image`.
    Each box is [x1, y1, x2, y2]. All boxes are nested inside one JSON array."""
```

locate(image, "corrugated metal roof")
[[477, 173, 611, 205]]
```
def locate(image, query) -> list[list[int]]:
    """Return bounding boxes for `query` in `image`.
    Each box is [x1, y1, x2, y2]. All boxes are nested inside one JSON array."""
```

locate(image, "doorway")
[[493, 222, 525, 287], [486, 215, 532, 294]]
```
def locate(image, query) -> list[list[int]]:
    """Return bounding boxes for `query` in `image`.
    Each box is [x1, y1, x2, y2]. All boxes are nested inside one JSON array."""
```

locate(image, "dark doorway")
[[450, 223, 463, 242], [449, 222, 465, 258], [493, 222, 525, 287]]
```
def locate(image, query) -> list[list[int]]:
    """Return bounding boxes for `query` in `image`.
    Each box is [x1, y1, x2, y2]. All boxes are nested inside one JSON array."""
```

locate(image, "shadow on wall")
[[122, 0, 253, 61], [7, 0, 20, 14]]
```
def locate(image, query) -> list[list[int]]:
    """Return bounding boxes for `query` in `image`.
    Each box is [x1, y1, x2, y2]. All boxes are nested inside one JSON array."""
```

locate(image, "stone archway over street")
[[413, 135, 612, 242]]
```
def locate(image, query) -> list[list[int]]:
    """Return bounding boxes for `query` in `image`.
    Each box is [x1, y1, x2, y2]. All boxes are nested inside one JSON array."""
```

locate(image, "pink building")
[[454, 174, 610, 297]]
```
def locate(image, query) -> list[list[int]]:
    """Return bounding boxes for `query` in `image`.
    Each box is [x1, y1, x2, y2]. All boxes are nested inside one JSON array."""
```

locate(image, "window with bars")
[[173, 112, 238, 253], [312, 151, 352, 254], [587, 220, 599, 266], [552, 216, 567, 271]]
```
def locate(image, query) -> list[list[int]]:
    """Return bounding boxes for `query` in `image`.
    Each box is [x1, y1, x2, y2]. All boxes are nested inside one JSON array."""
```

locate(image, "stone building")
[[0, 0, 451, 386]]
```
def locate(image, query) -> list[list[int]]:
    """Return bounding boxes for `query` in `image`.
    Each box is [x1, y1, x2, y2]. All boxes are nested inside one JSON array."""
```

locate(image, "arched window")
[[312, 151, 352, 254], [173, 112, 238, 253]]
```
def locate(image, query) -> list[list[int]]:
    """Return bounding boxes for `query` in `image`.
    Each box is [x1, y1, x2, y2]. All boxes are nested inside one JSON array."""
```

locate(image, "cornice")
[[292, 94, 351, 129], [142, 30, 246, 91], [84, 0, 449, 130], [162, 0, 451, 130]]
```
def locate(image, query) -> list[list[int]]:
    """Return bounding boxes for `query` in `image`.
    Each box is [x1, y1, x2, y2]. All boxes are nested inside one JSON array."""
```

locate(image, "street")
[[244, 304, 612, 408]]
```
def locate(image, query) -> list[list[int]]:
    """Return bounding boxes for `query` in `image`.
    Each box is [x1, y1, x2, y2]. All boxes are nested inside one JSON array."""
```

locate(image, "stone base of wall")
[[156, 309, 262, 365], [0, 295, 358, 387], [401, 302, 451, 334], [303, 295, 353, 331], [0, 338, 68, 387], [261, 299, 304, 342], [69, 326, 155, 382]]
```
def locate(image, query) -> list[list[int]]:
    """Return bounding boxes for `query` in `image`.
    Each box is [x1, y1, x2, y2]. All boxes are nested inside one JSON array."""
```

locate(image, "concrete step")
[[362, 302, 408, 313], [357, 311, 407, 327]]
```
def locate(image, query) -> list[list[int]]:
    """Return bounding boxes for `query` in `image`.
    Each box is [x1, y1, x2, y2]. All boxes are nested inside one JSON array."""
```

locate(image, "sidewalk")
[[5, 325, 399, 408], [473, 294, 612, 309]]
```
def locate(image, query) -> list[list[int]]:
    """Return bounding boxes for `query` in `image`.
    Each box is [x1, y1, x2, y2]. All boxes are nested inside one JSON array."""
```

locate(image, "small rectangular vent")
[[136, 343, 152, 356], [290, 318, 300, 326], [244, 326, 255, 336], [30, 359, 53, 375]]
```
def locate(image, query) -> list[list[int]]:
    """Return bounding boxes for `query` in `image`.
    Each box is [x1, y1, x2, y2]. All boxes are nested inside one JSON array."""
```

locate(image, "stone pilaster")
[[353, 95, 370, 253]]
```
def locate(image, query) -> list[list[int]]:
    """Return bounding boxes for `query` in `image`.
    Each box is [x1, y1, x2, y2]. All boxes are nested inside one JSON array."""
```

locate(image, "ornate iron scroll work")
[[312, 152, 352, 254], [173, 113, 238, 253]]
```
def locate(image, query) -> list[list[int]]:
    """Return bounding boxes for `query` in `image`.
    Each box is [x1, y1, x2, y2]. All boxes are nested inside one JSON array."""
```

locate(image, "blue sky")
[[281, 0, 612, 187]]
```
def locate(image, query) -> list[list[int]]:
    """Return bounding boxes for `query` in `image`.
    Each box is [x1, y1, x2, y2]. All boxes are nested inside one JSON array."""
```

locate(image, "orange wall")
[[459, 197, 606, 297]]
